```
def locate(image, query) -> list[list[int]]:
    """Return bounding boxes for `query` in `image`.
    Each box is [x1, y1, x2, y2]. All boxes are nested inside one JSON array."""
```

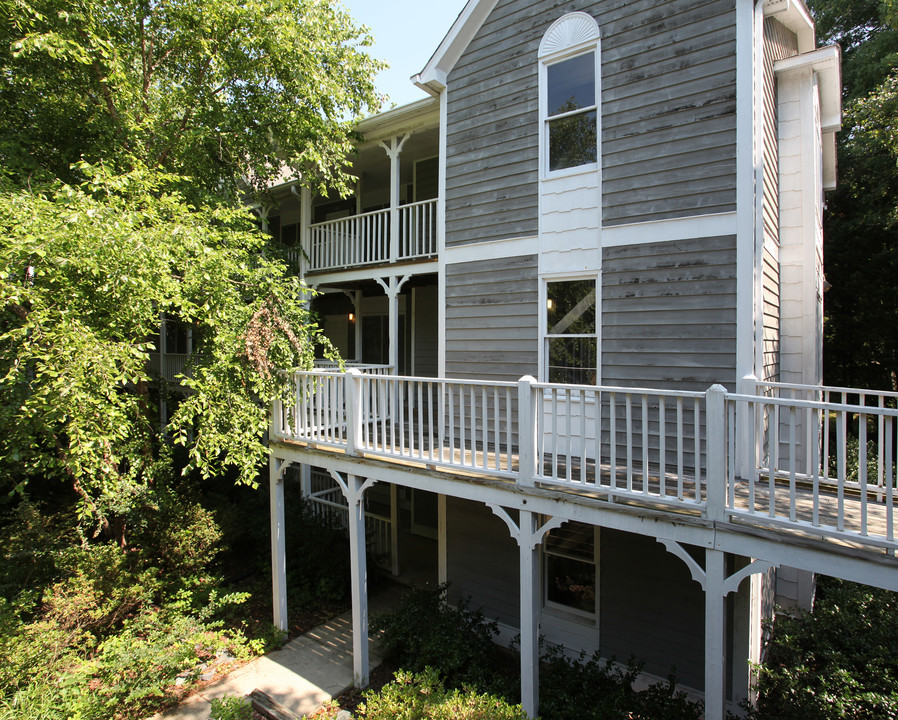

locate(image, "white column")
[[376, 275, 411, 373], [270, 456, 288, 631], [705, 548, 727, 720], [390, 484, 401, 577], [705, 384, 728, 522], [437, 494, 447, 584], [347, 474, 370, 686], [519, 510, 540, 718], [378, 135, 411, 263]]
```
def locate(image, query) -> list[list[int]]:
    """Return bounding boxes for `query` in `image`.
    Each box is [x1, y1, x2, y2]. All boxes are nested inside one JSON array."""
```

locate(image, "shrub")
[[750, 577, 898, 719], [315, 668, 528, 720], [538, 646, 702, 720], [210, 695, 253, 720], [371, 584, 512, 694]]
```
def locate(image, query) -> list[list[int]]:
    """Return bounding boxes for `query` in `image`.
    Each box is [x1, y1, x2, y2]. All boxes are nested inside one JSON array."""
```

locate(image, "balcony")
[[272, 371, 898, 555], [296, 198, 437, 274]]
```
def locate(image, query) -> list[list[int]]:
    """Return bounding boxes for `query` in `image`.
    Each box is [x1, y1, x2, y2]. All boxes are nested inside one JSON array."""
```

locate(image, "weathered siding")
[[600, 530, 704, 690], [761, 18, 799, 383], [602, 236, 738, 391], [413, 284, 439, 377], [445, 255, 539, 381], [445, 0, 738, 247], [446, 497, 521, 626]]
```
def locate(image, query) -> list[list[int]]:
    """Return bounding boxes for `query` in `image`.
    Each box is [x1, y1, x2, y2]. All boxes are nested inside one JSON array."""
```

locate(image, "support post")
[[737, 374, 758, 482], [706, 384, 728, 521], [390, 484, 400, 577], [345, 368, 363, 456], [437, 493, 447, 584], [269, 457, 288, 631], [518, 376, 538, 487], [376, 275, 411, 375], [705, 548, 727, 720], [347, 474, 370, 686], [519, 511, 540, 719], [379, 135, 410, 263]]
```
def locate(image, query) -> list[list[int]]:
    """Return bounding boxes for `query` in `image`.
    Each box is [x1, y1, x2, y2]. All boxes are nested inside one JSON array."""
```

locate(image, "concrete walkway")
[[152, 584, 406, 720]]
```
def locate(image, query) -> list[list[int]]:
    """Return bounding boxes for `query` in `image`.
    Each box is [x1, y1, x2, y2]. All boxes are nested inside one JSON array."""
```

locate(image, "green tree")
[[0, 164, 334, 534], [0, 0, 384, 198], [808, 0, 898, 389], [0, 0, 383, 535]]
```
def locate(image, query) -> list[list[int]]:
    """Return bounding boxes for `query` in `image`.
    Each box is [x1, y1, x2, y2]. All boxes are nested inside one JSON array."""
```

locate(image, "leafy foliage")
[[538, 647, 702, 720], [372, 585, 703, 720], [210, 695, 253, 720], [749, 577, 898, 719], [0, 0, 384, 197], [0, 164, 335, 533], [371, 584, 512, 695], [806, 0, 898, 389], [314, 668, 529, 720]]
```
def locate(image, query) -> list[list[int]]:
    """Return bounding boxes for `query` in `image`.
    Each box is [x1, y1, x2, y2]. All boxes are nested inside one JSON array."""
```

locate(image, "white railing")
[[147, 352, 190, 381], [398, 199, 437, 259], [306, 199, 437, 273], [274, 372, 898, 551], [309, 207, 390, 271], [531, 381, 707, 508], [306, 469, 394, 569], [314, 361, 394, 375], [728, 389, 898, 547]]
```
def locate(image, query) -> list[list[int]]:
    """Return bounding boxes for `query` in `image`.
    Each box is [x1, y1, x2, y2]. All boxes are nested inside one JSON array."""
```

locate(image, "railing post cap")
[[346, 367, 363, 376], [518, 375, 537, 384]]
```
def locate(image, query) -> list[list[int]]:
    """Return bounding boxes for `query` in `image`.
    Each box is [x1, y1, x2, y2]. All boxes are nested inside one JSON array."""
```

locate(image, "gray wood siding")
[[761, 19, 798, 383], [600, 530, 704, 690], [413, 285, 439, 377], [445, 0, 738, 247], [445, 254, 539, 381], [446, 497, 521, 626], [602, 236, 738, 391]]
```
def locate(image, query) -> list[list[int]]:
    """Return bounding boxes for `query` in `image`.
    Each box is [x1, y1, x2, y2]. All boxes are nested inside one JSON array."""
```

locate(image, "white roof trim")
[[763, 0, 815, 53], [774, 45, 842, 133], [412, 0, 500, 95]]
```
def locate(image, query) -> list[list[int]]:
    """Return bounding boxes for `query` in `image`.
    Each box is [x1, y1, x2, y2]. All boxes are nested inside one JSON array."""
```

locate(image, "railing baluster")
[[677, 398, 684, 500], [641, 394, 649, 495], [860, 412, 868, 536], [768, 403, 778, 518], [610, 392, 618, 491], [789, 404, 797, 522], [694, 397, 702, 503], [659, 397, 667, 497]]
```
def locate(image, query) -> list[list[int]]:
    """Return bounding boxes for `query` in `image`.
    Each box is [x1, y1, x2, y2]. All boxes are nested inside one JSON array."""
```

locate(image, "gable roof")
[[412, 0, 499, 96]]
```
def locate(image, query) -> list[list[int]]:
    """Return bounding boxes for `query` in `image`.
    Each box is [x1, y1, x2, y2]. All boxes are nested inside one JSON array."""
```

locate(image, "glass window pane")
[[548, 337, 597, 385], [549, 110, 597, 171], [547, 52, 595, 116], [547, 280, 596, 334], [546, 554, 595, 612]]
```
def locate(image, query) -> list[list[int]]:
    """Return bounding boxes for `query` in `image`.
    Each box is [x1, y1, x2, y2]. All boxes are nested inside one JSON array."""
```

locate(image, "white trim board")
[[601, 212, 738, 247]]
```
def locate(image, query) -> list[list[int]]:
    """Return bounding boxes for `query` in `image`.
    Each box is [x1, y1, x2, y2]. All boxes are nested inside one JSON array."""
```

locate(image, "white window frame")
[[540, 274, 599, 385], [538, 13, 602, 181], [542, 522, 600, 621]]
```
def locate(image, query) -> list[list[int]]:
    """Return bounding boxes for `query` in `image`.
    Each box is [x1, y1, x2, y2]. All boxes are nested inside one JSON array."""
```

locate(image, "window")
[[545, 279, 597, 384], [544, 521, 596, 615], [539, 12, 601, 176], [546, 53, 597, 172]]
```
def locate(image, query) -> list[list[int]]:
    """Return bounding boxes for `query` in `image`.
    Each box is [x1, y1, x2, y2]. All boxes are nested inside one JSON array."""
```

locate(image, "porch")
[[268, 370, 898, 720]]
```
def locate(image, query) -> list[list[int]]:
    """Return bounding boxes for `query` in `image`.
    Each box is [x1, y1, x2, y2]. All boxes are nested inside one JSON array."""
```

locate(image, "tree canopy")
[[810, 0, 898, 389], [0, 0, 384, 198], [0, 0, 383, 535]]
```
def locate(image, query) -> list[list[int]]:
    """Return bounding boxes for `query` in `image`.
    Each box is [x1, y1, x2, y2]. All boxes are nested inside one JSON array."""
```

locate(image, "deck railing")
[[272, 371, 898, 551], [307, 199, 437, 273], [147, 352, 191, 381]]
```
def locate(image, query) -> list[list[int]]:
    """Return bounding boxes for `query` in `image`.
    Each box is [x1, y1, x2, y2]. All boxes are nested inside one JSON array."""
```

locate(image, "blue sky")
[[341, 0, 469, 108]]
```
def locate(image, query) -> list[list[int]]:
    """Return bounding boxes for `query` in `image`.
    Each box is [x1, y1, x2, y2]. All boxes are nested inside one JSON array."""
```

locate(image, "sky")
[[340, 0, 469, 108]]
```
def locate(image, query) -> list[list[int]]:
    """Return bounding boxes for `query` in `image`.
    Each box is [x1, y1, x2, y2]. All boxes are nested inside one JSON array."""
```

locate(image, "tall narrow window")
[[539, 12, 601, 176], [546, 279, 597, 384], [546, 52, 597, 171], [544, 521, 596, 615]]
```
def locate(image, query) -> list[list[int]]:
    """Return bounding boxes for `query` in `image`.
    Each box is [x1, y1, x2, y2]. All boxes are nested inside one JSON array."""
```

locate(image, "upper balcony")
[[269, 98, 441, 278]]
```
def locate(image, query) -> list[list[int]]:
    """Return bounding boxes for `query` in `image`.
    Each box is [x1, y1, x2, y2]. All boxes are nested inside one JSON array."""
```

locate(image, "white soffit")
[[774, 45, 842, 133], [412, 0, 501, 96], [763, 0, 815, 53]]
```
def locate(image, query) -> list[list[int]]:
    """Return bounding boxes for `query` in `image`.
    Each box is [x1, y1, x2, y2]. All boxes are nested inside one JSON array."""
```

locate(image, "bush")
[[371, 584, 512, 695], [538, 647, 703, 720], [210, 695, 253, 720], [750, 577, 898, 719], [315, 668, 528, 720]]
